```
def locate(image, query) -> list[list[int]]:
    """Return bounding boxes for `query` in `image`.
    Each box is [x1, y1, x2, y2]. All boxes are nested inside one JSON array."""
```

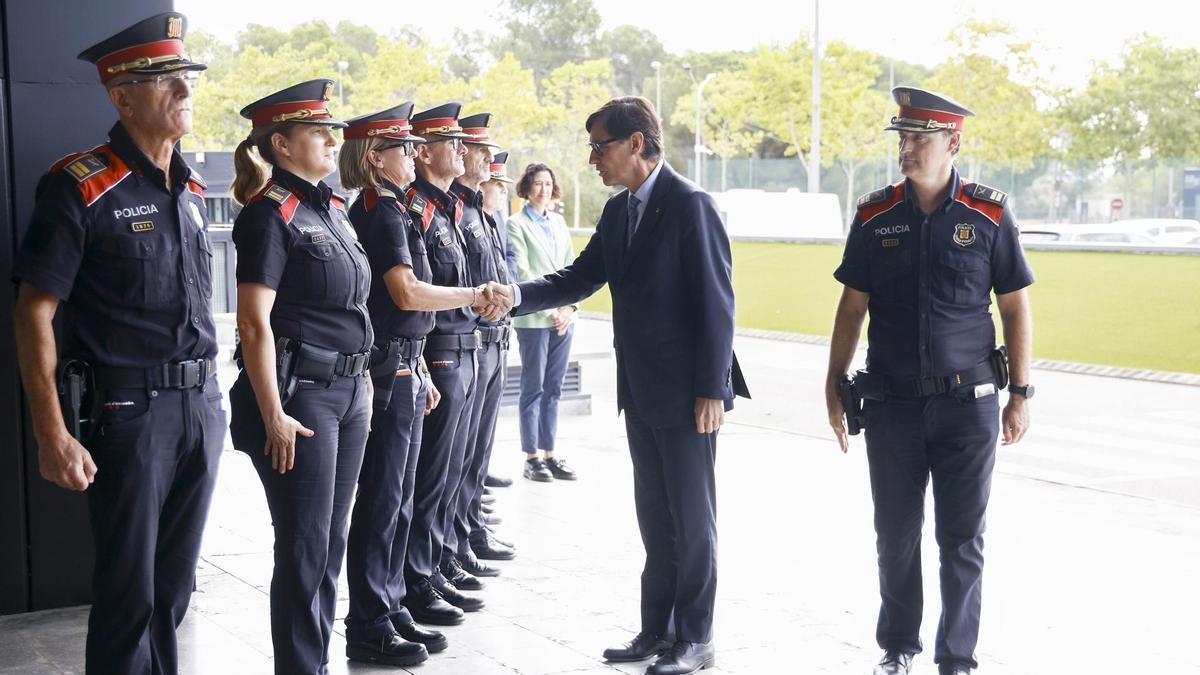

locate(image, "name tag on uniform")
[[130, 221, 154, 232], [311, 234, 327, 243]]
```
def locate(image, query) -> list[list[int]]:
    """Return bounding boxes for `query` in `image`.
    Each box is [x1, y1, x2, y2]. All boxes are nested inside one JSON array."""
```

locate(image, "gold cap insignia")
[[322, 82, 334, 101], [167, 16, 183, 39]]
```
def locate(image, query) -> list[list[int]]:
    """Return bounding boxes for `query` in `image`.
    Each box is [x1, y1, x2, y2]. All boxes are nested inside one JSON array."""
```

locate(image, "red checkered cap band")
[[344, 119, 413, 140], [897, 105, 965, 130], [96, 39, 186, 83], [250, 100, 333, 128], [411, 117, 462, 135]]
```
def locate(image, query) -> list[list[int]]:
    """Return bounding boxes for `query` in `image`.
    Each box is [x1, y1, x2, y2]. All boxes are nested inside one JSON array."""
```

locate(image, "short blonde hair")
[[338, 136, 387, 191]]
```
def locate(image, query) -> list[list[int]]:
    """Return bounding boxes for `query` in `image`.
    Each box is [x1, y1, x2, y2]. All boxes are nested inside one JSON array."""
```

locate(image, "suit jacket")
[[515, 162, 749, 428], [506, 206, 576, 329]]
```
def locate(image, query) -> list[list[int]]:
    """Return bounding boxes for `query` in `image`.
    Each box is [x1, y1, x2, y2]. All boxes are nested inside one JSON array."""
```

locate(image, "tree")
[[670, 71, 761, 191], [493, 0, 601, 86], [461, 53, 542, 155], [742, 38, 814, 172], [539, 59, 616, 227], [603, 25, 666, 96]]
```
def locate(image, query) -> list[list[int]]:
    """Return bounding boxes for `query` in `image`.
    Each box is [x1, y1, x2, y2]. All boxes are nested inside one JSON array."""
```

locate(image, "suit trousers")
[[624, 411, 718, 643], [863, 390, 999, 670], [515, 326, 573, 454], [345, 355, 427, 641], [85, 377, 225, 675], [405, 346, 476, 585], [453, 339, 505, 557], [230, 372, 369, 675]]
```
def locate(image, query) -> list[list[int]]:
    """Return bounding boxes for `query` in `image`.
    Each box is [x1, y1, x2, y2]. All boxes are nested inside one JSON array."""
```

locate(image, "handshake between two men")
[[471, 281, 515, 322]]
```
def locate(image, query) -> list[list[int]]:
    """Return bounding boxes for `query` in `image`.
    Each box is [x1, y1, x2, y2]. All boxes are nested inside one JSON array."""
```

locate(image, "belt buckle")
[[180, 360, 202, 389]]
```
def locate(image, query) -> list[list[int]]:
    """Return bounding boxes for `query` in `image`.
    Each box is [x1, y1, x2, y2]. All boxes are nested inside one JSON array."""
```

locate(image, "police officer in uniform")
[[227, 79, 373, 675], [445, 113, 517, 579], [400, 102, 488, 622], [825, 87, 1035, 675], [340, 102, 492, 664], [12, 13, 222, 674]]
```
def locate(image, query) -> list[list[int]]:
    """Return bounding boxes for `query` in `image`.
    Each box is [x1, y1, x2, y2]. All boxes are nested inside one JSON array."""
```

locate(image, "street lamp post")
[[650, 60, 662, 113], [684, 64, 715, 187], [809, 0, 821, 193], [337, 60, 349, 110]]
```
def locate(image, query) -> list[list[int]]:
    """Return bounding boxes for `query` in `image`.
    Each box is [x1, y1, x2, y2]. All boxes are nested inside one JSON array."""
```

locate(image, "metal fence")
[[686, 157, 1200, 226]]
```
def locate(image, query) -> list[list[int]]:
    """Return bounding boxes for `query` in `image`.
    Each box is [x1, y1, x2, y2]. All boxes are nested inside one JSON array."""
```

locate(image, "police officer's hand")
[[426, 381, 441, 416], [37, 429, 97, 491], [1001, 397, 1030, 445], [265, 412, 314, 474], [694, 397, 724, 435], [826, 388, 850, 454]]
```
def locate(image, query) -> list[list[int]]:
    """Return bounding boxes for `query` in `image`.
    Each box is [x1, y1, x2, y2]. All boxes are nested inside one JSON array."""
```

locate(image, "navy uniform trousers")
[[448, 337, 505, 561], [229, 373, 369, 675], [405, 344, 477, 586], [86, 377, 224, 675], [864, 390, 999, 670], [345, 355, 427, 640], [624, 410, 719, 644]]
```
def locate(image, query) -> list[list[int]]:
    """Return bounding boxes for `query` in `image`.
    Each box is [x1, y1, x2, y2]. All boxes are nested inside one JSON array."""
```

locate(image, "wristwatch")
[[1007, 384, 1035, 399]]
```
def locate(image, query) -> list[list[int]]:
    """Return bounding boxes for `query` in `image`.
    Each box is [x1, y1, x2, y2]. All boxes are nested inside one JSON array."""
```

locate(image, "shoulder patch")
[[856, 182, 905, 227], [377, 187, 396, 200], [188, 169, 207, 189], [956, 182, 1007, 226], [60, 154, 108, 183], [330, 193, 347, 212], [50, 146, 132, 207], [263, 183, 292, 205], [253, 181, 301, 224], [856, 185, 893, 208], [968, 182, 1007, 207], [405, 187, 435, 231]]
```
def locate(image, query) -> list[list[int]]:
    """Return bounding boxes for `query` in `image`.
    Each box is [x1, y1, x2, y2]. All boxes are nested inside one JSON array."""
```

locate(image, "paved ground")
[[2, 317, 1198, 674]]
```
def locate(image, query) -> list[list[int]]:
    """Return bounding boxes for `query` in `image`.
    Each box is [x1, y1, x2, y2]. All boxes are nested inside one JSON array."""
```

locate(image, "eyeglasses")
[[113, 70, 201, 91], [380, 141, 415, 156], [429, 137, 464, 151], [588, 137, 625, 154]]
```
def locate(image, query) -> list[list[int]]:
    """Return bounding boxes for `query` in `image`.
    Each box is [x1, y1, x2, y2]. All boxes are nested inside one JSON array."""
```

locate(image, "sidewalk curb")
[[578, 311, 1200, 387]]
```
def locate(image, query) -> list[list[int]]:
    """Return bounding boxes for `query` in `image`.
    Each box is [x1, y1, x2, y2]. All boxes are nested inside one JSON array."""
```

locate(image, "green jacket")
[[506, 205, 576, 329]]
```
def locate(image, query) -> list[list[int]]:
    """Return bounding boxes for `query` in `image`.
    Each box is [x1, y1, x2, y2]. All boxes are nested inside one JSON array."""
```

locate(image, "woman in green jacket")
[[506, 163, 579, 482]]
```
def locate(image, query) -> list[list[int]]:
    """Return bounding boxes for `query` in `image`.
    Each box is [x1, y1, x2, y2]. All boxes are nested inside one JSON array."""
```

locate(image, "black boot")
[[345, 631, 428, 667]]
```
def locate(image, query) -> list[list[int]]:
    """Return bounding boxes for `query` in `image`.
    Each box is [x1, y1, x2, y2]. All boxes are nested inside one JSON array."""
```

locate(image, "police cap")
[[239, 79, 347, 129], [459, 112, 502, 149], [78, 12, 206, 85], [344, 102, 426, 143], [410, 102, 473, 140], [885, 86, 974, 133], [488, 151, 514, 184]]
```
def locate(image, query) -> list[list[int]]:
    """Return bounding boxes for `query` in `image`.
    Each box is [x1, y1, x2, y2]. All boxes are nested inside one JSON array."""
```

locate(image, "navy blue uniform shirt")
[[834, 169, 1034, 379], [403, 175, 477, 335], [448, 181, 508, 327], [14, 122, 217, 367], [233, 167, 373, 354], [349, 178, 436, 341]]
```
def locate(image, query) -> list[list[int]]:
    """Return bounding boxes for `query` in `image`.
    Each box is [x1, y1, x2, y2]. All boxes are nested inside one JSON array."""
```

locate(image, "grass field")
[[570, 236, 1200, 374]]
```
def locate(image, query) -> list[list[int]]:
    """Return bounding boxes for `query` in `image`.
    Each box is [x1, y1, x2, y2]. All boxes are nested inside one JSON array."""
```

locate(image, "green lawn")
[[570, 236, 1200, 374]]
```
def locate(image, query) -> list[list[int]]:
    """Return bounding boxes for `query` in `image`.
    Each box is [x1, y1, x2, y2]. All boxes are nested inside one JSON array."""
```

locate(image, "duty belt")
[[390, 336, 427, 360], [477, 324, 511, 347], [856, 361, 996, 399], [332, 350, 372, 377], [425, 331, 482, 352], [94, 358, 214, 390]]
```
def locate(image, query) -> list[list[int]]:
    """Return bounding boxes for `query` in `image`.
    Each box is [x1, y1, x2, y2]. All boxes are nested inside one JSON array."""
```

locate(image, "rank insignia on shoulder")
[[857, 185, 894, 208], [377, 187, 396, 200], [63, 154, 108, 183], [407, 193, 428, 215], [264, 184, 292, 204], [970, 183, 1007, 206]]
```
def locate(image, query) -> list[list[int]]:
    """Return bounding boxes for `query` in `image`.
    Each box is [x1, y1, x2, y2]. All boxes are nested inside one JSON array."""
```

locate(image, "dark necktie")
[[626, 194, 640, 248]]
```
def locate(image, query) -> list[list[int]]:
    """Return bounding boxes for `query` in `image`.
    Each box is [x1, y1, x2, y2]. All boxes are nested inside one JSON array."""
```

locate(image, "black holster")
[[990, 345, 1010, 390], [837, 374, 865, 436], [57, 359, 96, 443], [369, 339, 405, 412], [276, 337, 299, 406]]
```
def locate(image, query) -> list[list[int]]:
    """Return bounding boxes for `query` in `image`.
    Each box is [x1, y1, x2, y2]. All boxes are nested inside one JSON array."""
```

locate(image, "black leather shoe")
[[441, 558, 484, 591], [458, 552, 501, 577], [481, 493, 497, 505], [345, 631, 428, 667], [392, 620, 448, 654], [874, 650, 915, 675], [485, 474, 512, 488], [523, 458, 554, 481], [472, 534, 516, 561], [431, 572, 485, 612], [938, 665, 971, 675], [545, 457, 578, 480], [647, 641, 715, 675], [403, 579, 464, 626], [480, 526, 513, 547], [602, 632, 673, 663]]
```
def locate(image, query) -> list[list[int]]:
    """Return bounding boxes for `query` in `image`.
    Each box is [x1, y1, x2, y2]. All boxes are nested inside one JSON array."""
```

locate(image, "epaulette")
[[253, 180, 301, 224], [956, 181, 1007, 226], [330, 193, 347, 212], [405, 187, 434, 231], [186, 169, 206, 199], [50, 145, 132, 207], [856, 181, 905, 227], [363, 186, 398, 213]]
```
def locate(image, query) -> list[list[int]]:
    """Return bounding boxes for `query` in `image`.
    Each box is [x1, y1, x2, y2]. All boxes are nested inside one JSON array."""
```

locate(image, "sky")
[[179, 0, 1197, 90]]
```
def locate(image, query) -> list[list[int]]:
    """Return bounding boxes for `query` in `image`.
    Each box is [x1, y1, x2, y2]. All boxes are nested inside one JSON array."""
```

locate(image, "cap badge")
[[898, 91, 911, 106], [322, 82, 334, 101], [167, 16, 183, 39]]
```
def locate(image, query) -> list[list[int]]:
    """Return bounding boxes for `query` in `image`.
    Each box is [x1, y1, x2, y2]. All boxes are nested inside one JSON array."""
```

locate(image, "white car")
[[1108, 218, 1200, 243], [1019, 226, 1157, 245]]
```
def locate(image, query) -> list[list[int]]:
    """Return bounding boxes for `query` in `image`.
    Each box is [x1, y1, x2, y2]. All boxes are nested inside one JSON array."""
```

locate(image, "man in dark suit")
[[485, 96, 748, 675]]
